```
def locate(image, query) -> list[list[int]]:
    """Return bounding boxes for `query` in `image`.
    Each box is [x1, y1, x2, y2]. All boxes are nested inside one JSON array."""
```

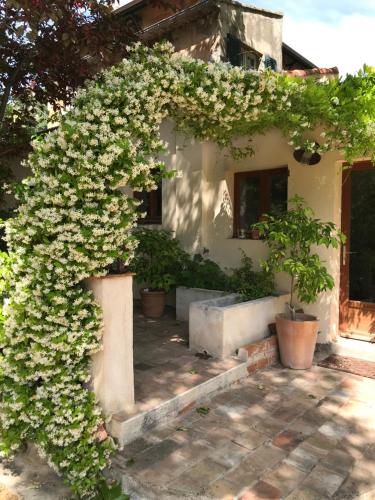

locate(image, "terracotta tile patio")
[[1, 311, 375, 499], [131, 305, 241, 415], [114, 362, 375, 499]]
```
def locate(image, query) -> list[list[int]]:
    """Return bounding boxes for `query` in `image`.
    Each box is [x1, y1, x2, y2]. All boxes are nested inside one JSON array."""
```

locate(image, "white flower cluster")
[[0, 42, 371, 498]]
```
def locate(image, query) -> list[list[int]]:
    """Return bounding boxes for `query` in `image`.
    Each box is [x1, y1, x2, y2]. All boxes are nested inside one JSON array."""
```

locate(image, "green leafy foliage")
[[254, 196, 345, 313], [130, 228, 187, 292], [93, 481, 129, 500], [196, 406, 210, 416], [176, 251, 229, 291], [227, 250, 275, 301]]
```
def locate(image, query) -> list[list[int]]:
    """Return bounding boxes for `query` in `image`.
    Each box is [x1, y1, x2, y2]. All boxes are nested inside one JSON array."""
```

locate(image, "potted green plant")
[[253, 196, 345, 369], [130, 228, 186, 318]]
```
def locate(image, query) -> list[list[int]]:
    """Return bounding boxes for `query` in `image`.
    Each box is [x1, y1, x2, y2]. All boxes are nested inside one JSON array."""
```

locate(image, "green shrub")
[[130, 228, 187, 292], [228, 250, 275, 301], [177, 252, 230, 291], [130, 228, 275, 300]]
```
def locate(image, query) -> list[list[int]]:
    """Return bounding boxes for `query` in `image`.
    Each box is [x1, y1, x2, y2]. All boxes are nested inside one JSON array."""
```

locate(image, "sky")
[[117, 0, 375, 75]]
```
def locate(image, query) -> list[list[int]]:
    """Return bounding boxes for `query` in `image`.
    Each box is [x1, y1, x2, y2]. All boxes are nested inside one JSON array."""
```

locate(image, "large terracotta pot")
[[275, 313, 319, 369], [140, 289, 166, 318]]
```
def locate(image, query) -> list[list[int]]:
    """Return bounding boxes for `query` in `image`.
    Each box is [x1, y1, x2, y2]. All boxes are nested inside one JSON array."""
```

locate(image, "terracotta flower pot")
[[140, 289, 166, 318], [250, 229, 260, 240], [275, 313, 319, 369]]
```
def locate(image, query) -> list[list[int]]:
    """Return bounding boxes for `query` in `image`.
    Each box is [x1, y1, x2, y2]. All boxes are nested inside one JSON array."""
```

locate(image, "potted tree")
[[130, 228, 186, 318], [254, 196, 345, 369]]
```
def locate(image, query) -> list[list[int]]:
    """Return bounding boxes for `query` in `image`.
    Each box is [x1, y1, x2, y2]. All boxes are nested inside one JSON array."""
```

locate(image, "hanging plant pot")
[[293, 142, 321, 165]]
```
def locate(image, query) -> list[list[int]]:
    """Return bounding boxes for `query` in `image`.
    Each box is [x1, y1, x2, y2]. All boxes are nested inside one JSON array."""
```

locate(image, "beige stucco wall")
[[158, 123, 344, 343], [218, 2, 283, 69], [144, 1, 283, 67]]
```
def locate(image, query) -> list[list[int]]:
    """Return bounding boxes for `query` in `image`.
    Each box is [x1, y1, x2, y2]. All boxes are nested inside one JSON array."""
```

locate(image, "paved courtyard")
[[113, 364, 375, 499], [1, 362, 375, 499]]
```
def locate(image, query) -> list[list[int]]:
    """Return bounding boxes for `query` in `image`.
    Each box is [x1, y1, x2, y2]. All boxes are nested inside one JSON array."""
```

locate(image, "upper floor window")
[[134, 182, 162, 224], [226, 33, 261, 70], [234, 167, 288, 238]]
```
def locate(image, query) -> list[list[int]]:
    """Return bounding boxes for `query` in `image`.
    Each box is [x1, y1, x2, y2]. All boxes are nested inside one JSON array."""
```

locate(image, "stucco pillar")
[[86, 274, 135, 416]]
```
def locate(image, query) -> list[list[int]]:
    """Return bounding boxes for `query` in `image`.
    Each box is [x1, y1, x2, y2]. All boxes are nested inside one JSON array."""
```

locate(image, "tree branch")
[[0, 67, 21, 128]]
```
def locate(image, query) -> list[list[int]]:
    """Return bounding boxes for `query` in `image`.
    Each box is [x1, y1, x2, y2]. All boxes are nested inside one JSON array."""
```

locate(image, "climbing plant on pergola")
[[0, 43, 374, 497]]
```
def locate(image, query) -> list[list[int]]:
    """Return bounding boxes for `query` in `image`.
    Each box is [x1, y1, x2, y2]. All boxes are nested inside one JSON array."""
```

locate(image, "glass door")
[[340, 161, 375, 341]]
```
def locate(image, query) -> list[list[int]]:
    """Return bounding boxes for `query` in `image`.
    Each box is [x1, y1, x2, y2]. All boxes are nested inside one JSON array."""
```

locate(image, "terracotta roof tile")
[[285, 67, 339, 77]]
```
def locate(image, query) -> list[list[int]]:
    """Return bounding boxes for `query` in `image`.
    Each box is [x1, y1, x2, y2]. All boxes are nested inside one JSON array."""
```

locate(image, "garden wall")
[[189, 292, 289, 359], [176, 286, 229, 321]]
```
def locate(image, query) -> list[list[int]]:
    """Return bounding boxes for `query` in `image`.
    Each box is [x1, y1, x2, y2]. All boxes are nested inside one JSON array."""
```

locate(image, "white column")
[[86, 274, 135, 416]]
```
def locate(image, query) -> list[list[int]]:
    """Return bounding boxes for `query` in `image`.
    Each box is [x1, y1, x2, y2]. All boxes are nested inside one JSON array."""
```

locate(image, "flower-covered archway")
[[0, 43, 374, 497]]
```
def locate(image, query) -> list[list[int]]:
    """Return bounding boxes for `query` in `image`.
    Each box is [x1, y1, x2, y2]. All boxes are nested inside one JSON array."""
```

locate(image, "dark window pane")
[[239, 176, 261, 231], [349, 170, 375, 303], [226, 33, 242, 67], [136, 191, 151, 217], [156, 182, 162, 217], [269, 172, 288, 215]]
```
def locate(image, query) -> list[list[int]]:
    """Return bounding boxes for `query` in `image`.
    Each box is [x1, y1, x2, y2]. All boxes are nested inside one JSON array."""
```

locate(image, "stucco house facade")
[[117, 0, 374, 346]]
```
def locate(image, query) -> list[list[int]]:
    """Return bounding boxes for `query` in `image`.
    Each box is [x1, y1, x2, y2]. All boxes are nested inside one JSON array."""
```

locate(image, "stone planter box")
[[85, 273, 135, 417], [189, 292, 289, 359], [176, 286, 229, 321]]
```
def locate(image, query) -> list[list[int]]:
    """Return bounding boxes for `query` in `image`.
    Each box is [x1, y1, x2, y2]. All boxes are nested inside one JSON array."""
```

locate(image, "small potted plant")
[[130, 228, 186, 318], [253, 196, 345, 369]]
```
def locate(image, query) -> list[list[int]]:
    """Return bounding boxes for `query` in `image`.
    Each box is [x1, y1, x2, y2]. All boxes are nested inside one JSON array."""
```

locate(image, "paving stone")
[[304, 431, 337, 455], [285, 486, 326, 499], [200, 426, 238, 447], [239, 480, 282, 499], [215, 403, 249, 420], [303, 464, 346, 497], [332, 475, 375, 499], [318, 421, 348, 440], [242, 444, 287, 473], [232, 429, 267, 451], [253, 417, 286, 437], [271, 404, 304, 423], [204, 478, 239, 499], [273, 430, 305, 452], [211, 440, 250, 468], [300, 408, 329, 428], [224, 462, 259, 488], [120, 434, 161, 456], [283, 445, 319, 473], [321, 448, 354, 475], [261, 462, 307, 496], [127, 438, 181, 472], [286, 416, 317, 436], [167, 458, 227, 494]]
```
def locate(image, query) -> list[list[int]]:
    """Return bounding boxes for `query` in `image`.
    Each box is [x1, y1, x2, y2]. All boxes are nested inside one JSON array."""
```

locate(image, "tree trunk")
[[0, 68, 21, 128]]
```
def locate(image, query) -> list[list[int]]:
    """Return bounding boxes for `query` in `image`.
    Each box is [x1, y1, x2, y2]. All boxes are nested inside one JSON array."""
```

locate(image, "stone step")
[[331, 336, 375, 362], [109, 360, 248, 446]]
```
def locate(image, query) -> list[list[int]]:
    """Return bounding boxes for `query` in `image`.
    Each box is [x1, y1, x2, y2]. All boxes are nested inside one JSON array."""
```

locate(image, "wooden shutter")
[[226, 33, 242, 67]]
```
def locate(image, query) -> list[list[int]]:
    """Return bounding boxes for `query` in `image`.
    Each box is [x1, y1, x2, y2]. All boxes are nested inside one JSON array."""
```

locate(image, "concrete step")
[[109, 360, 248, 446], [331, 336, 375, 362]]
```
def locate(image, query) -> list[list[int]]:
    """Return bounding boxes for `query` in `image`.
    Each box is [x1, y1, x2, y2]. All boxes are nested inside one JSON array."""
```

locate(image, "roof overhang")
[[282, 42, 316, 69], [116, 0, 220, 43]]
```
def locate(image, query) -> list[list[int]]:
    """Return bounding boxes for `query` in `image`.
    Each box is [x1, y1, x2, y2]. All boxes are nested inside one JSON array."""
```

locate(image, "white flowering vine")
[[0, 42, 373, 497]]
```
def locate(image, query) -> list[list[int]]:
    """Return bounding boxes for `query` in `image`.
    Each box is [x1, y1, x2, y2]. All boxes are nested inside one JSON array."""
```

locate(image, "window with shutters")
[[134, 181, 162, 224], [226, 33, 261, 70], [234, 167, 288, 238]]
